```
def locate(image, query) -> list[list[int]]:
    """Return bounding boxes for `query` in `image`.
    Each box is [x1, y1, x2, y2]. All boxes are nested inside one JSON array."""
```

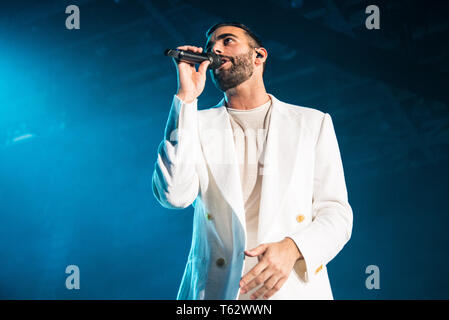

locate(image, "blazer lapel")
[[199, 99, 246, 232], [257, 94, 304, 243]]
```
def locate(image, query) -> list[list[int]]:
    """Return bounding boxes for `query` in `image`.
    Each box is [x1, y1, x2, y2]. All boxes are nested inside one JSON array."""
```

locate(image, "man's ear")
[[254, 48, 268, 64]]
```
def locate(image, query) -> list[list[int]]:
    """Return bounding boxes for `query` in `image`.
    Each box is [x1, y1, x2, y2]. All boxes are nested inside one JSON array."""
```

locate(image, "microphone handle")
[[164, 49, 222, 69], [165, 49, 210, 64], [178, 50, 211, 64]]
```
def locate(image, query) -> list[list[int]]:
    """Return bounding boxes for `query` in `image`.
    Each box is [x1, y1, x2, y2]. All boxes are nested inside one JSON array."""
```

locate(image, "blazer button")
[[216, 258, 225, 267], [206, 213, 213, 220], [296, 214, 305, 223]]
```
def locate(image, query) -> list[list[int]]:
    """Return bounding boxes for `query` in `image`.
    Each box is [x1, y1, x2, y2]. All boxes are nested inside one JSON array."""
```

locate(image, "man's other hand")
[[239, 237, 303, 300]]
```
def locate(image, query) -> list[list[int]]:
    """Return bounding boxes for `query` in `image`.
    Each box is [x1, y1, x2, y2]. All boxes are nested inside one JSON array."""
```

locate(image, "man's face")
[[205, 26, 255, 92]]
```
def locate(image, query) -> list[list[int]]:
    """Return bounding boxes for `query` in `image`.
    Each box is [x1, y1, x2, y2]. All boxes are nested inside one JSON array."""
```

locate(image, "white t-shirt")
[[226, 97, 273, 300]]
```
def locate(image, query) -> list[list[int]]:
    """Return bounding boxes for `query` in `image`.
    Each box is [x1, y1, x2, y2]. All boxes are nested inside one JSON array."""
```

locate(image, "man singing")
[[152, 22, 353, 300]]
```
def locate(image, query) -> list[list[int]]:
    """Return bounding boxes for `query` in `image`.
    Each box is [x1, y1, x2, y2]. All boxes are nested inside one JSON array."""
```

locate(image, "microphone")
[[164, 49, 223, 69]]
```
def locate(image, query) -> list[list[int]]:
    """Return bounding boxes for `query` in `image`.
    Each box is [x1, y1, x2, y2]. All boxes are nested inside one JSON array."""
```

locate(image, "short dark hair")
[[205, 22, 264, 48], [205, 21, 266, 73]]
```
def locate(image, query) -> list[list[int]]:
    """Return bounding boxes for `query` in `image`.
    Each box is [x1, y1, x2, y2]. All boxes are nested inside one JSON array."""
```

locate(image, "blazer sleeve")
[[152, 95, 203, 209], [288, 112, 353, 282]]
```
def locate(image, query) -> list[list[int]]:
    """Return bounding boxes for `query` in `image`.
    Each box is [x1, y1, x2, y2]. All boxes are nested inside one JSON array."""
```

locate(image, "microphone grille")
[[207, 52, 224, 69]]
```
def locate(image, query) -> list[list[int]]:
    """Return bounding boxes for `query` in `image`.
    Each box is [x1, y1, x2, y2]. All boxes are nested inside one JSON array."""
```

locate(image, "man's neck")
[[224, 79, 270, 110]]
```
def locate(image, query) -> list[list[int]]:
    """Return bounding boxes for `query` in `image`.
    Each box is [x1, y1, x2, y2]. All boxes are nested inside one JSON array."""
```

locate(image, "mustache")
[[218, 55, 234, 63]]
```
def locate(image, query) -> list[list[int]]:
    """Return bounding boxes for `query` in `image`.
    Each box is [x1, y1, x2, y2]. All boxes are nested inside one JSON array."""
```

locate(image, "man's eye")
[[224, 38, 233, 45]]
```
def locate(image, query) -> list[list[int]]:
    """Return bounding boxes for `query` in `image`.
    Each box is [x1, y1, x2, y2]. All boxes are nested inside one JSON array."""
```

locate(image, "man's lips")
[[217, 58, 231, 70]]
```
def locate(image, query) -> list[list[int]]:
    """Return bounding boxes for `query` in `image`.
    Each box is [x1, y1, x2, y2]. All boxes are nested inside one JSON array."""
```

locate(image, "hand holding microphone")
[[166, 46, 223, 103], [165, 48, 223, 69]]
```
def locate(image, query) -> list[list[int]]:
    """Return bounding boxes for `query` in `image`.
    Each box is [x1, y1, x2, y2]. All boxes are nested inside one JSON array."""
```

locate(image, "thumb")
[[245, 244, 268, 257], [198, 60, 211, 75]]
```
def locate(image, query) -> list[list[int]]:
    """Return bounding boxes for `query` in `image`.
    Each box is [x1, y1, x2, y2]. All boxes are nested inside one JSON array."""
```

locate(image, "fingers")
[[241, 267, 272, 294], [262, 277, 287, 300], [176, 45, 203, 65], [251, 274, 281, 300], [175, 45, 208, 73], [176, 45, 203, 53], [240, 260, 268, 289], [198, 60, 211, 74], [245, 244, 268, 257]]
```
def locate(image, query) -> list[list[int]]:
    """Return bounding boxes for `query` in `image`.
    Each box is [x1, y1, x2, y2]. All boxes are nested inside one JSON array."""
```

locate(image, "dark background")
[[1, 0, 448, 299]]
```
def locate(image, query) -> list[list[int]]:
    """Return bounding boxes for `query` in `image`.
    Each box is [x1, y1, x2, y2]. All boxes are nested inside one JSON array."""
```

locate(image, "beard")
[[211, 49, 254, 92]]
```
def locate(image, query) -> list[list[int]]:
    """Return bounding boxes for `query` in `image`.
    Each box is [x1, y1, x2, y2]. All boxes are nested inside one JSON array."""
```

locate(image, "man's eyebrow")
[[205, 33, 239, 51]]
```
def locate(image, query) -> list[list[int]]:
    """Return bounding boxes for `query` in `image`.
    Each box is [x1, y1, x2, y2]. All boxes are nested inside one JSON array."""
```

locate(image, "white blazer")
[[152, 93, 353, 300]]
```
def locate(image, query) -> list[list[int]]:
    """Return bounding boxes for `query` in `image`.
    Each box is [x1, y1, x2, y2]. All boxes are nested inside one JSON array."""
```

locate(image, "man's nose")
[[212, 45, 223, 55]]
